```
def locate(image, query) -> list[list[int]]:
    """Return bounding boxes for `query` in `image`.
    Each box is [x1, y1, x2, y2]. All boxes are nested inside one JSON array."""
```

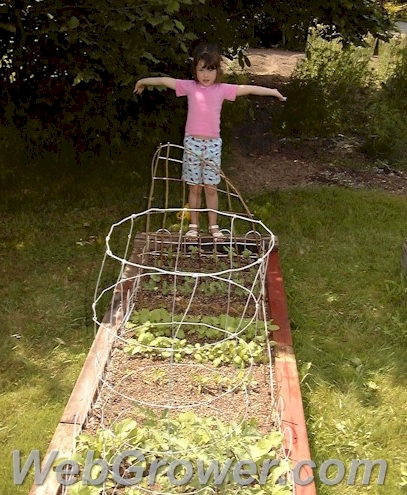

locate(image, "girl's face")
[[196, 59, 217, 87]]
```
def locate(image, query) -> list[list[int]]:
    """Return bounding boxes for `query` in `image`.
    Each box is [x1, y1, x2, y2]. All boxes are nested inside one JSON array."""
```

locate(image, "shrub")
[[277, 35, 375, 138], [275, 32, 407, 167], [362, 99, 407, 164], [361, 38, 407, 165], [0, 121, 27, 186], [381, 39, 407, 108]]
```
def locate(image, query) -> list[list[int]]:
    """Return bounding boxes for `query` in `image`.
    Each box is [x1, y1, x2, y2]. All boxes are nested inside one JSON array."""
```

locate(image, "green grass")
[[1, 179, 407, 494], [251, 187, 407, 494], [0, 171, 148, 494]]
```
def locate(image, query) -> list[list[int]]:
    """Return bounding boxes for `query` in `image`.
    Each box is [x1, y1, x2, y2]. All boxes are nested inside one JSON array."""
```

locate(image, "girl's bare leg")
[[204, 184, 219, 228], [188, 184, 202, 226]]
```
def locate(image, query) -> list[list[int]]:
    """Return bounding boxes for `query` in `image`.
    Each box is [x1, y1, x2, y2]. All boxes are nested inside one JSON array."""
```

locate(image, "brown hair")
[[192, 43, 223, 83]]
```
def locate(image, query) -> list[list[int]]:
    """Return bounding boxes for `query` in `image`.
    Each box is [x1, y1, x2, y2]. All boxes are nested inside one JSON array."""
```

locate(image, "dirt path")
[[228, 48, 407, 196]]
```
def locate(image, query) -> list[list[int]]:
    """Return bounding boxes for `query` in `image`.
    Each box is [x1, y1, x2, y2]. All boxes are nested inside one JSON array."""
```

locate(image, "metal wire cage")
[[145, 142, 255, 235], [87, 143, 294, 495]]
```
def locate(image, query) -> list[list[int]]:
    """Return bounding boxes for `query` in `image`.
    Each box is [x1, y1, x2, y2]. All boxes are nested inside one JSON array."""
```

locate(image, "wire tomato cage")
[[86, 143, 295, 494]]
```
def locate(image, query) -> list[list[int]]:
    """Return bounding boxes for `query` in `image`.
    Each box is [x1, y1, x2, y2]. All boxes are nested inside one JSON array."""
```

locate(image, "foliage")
[[277, 35, 376, 137], [123, 308, 278, 367], [385, 1, 407, 22], [299, 0, 392, 46], [362, 99, 407, 162], [380, 35, 407, 104], [362, 36, 407, 164], [2, 179, 407, 494], [0, 0, 394, 184], [0, 0, 201, 162], [68, 411, 291, 494], [0, 0, 272, 152], [272, 30, 407, 166], [0, 120, 27, 182], [255, 0, 392, 49]]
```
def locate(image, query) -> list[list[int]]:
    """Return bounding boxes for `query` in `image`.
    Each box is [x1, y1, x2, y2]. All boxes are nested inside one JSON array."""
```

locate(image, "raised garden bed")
[[72, 219, 294, 494], [29, 144, 315, 495], [28, 236, 315, 495]]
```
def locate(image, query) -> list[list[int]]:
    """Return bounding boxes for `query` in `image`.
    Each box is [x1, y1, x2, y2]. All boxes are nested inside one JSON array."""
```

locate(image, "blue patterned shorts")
[[182, 136, 222, 185]]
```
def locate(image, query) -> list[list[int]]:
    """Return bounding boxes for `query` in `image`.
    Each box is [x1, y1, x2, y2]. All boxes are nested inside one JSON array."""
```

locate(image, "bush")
[[381, 39, 407, 107], [276, 79, 330, 137], [275, 32, 407, 168], [0, 122, 27, 186], [361, 38, 407, 165], [277, 36, 375, 138], [362, 100, 407, 164]]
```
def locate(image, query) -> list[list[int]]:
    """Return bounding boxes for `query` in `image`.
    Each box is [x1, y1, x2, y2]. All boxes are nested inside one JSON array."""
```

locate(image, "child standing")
[[134, 43, 286, 239]]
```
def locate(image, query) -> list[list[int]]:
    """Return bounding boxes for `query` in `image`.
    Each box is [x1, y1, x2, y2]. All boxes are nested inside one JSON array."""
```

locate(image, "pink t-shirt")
[[175, 80, 238, 138]]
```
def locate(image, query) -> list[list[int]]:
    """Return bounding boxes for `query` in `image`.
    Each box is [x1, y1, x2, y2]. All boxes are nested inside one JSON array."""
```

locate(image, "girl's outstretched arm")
[[134, 77, 176, 94], [236, 85, 286, 101]]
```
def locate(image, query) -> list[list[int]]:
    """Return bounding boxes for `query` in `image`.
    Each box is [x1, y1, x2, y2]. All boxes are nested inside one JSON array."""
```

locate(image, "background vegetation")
[[273, 32, 407, 166], [0, 0, 394, 187], [1, 1, 407, 494]]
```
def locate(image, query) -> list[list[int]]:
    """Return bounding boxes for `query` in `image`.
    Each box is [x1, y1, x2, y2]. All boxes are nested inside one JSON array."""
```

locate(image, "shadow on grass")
[[0, 154, 153, 399]]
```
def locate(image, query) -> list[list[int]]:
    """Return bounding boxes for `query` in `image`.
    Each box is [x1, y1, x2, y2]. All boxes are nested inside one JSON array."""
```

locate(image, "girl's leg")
[[202, 138, 222, 236], [204, 184, 220, 230], [188, 183, 202, 229]]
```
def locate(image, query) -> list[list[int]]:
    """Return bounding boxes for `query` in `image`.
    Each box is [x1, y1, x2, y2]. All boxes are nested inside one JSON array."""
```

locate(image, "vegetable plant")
[[123, 309, 279, 368], [68, 411, 292, 494]]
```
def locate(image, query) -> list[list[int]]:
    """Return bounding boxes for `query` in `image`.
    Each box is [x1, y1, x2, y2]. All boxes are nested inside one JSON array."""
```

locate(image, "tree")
[[0, 0, 204, 155], [0, 0, 392, 170], [255, 0, 391, 48]]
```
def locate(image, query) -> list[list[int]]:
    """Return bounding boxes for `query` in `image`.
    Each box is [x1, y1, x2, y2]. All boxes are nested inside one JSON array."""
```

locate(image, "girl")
[[134, 44, 286, 239]]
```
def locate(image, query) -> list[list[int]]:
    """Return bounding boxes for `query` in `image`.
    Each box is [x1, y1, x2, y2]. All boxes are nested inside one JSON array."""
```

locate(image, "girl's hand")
[[280, 96, 287, 102], [133, 81, 145, 94]]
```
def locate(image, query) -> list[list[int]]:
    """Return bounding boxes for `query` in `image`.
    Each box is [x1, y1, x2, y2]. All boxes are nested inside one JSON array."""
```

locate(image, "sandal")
[[185, 224, 199, 239], [209, 225, 225, 240]]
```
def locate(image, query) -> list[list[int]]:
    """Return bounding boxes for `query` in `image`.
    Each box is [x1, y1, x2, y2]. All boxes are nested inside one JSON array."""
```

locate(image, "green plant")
[[147, 368, 169, 385], [360, 39, 407, 164], [68, 411, 291, 494], [400, 463, 407, 489], [187, 245, 200, 258], [193, 370, 258, 394], [141, 273, 162, 292], [362, 99, 407, 164], [385, 1, 407, 22], [123, 309, 277, 367], [0, 120, 27, 183], [279, 35, 375, 138], [242, 248, 253, 259]]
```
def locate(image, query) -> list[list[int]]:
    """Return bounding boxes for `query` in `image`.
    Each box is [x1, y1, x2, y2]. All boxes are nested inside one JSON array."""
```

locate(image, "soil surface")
[[228, 48, 407, 197], [85, 245, 281, 492]]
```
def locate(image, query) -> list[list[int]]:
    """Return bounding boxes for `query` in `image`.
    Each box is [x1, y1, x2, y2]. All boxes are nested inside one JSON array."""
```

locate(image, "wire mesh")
[[83, 143, 294, 494]]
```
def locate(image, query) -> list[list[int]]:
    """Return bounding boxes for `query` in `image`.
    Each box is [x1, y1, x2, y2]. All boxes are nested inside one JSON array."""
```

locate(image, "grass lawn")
[[251, 187, 407, 494], [1, 177, 407, 494]]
